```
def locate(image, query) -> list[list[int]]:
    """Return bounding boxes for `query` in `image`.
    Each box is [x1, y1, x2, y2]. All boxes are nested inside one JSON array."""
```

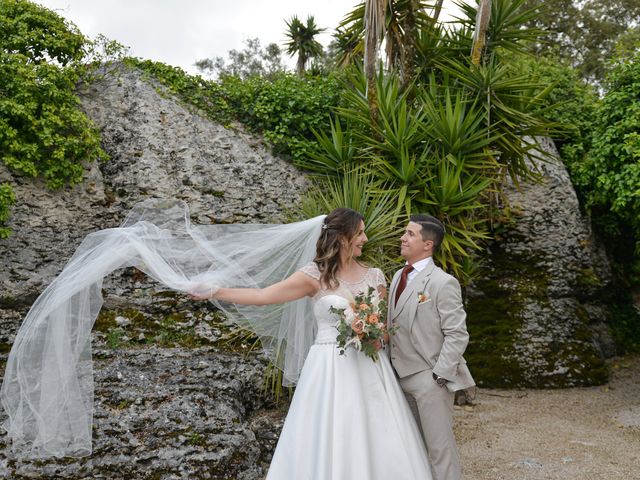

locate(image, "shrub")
[[221, 72, 342, 163], [0, 0, 106, 236]]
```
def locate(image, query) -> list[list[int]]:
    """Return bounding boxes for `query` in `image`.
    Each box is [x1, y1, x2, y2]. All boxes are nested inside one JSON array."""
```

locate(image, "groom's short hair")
[[410, 214, 445, 251]]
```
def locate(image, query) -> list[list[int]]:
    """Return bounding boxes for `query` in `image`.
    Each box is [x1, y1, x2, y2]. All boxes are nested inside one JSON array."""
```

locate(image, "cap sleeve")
[[299, 262, 321, 281], [371, 268, 386, 288]]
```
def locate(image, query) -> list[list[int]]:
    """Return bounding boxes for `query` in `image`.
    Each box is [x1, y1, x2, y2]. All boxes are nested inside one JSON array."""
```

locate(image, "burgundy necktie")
[[395, 264, 414, 304]]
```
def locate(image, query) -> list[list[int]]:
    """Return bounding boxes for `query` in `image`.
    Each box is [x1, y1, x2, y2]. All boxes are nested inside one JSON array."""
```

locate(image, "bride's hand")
[[188, 284, 220, 301]]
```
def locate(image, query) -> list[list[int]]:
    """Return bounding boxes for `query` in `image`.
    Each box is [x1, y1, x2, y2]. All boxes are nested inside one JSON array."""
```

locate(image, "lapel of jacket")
[[388, 269, 403, 321], [392, 261, 436, 322]]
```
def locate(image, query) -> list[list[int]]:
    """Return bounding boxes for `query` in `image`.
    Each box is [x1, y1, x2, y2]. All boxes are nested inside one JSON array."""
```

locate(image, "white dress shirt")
[[407, 256, 431, 283]]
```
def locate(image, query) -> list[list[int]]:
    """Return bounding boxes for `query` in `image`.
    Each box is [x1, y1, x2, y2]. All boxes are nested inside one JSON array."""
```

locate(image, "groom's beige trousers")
[[389, 261, 472, 480], [399, 369, 461, 480]]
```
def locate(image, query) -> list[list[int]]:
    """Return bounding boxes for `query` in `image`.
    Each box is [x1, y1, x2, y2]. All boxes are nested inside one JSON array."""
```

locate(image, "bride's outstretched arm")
[[191, 271, 319, 305]]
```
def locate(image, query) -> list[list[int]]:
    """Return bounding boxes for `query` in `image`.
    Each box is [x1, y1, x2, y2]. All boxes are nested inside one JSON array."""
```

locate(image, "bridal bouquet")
[[331, 287, 392, 361]]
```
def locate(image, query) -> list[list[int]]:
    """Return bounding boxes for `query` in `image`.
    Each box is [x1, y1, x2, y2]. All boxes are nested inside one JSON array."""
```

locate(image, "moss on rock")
[[466, 246, 608, 388]]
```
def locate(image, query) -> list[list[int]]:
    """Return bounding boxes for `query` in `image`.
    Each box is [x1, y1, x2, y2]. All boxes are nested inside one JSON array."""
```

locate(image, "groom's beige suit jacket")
[[388, 260, 475, 391]]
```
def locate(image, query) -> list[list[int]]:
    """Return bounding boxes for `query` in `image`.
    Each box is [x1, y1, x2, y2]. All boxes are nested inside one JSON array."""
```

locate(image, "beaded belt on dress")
[[314, 339, 337, 345]]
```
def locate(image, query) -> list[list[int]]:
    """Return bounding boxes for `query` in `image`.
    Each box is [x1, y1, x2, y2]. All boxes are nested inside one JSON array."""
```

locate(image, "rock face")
[[465, 138, 614, 388], [1, 346, 283, 479], [0, 64, 308, 307], [0, 64, 305, 478]]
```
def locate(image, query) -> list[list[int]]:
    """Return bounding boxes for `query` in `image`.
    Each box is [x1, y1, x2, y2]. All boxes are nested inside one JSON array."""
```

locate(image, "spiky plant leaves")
[[297, 116, 358, 175]]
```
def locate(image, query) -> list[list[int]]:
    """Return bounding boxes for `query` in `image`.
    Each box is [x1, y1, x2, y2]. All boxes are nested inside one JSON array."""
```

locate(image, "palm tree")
[[471, 0, 492, 65], [340, 1, 434, 92], [432, 0, 445, 23], [284, 15, 325, 76], [363, 0, 388, 126]]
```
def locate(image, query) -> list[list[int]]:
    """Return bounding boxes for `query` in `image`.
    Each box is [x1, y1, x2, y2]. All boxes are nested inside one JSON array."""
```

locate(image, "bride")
[[191, 207, 432, 479], [1, 200, 432, 478]]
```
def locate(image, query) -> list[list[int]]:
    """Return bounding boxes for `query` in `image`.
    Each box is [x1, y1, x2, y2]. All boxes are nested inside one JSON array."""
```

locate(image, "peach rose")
[[351, 318, 366, 335], [358, 303, 369, 311], [366, 313, 379, 324]]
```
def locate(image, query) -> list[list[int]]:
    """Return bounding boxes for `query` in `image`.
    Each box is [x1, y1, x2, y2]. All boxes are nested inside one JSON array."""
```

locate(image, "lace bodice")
[[300, 262, 386, 344], [300, 262, 386, 299]]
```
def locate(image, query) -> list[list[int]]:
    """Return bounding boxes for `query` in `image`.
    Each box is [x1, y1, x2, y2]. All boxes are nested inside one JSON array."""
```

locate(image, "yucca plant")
[[337, 0, 440, 79], [414, 21, 453, 74], [418, 80, 499, 167], [298, 67, 495, 283], [295, 116, 358, 175], [284, 15, 325, 77], [435, 56, 559, 183], [418, 157, 494, 273], [256, 0, 564, 400]]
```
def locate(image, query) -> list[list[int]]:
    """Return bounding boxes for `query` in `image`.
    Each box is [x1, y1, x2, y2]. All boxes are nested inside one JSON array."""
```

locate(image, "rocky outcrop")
[[466, 138, 614, 388], [0, 64, 304, 478], [0, 64, 308, 308], [1, 346, 283, 479]]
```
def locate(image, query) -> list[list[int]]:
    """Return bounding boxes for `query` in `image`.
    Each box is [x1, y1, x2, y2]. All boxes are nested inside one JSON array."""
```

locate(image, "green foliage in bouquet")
[[331, 286, 390, 361]]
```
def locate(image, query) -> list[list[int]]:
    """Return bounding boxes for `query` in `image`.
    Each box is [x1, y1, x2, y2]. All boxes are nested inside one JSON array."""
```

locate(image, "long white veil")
[[0, 199, 324, 458]]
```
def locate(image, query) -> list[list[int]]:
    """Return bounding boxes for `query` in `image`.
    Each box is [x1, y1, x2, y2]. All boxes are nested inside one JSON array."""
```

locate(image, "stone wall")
[[465, 138, 615, 388], [0, 64, 308, 307]]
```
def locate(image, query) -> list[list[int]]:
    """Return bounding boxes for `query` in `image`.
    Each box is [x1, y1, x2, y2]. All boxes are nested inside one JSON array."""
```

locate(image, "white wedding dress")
[[266, 263, 433, 480]]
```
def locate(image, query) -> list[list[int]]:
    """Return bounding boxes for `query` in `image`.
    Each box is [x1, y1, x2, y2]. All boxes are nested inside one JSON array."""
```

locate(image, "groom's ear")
[[423, 239, 434, 253]]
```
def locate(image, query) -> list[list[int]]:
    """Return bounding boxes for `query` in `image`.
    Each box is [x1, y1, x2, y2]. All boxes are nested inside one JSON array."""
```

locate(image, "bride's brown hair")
[[314, 208, 364, 289]]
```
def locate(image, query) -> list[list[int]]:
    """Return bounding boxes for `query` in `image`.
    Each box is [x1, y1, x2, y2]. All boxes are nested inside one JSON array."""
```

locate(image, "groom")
[[388, 214, 475, 480]]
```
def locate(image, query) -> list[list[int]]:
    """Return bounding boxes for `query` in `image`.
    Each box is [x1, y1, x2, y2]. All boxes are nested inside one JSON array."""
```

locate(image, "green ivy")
[[573, 53, 640, 284], [0, 0, 85, 66], [0, 0, 106, 236], [519, 55, 599, 169], [221, 72, 342, 163], [0, 183, 16, 238]]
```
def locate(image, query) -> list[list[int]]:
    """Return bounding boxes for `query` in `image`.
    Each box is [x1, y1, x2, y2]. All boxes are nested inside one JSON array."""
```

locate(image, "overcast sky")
[[34, 0, 465, 75]]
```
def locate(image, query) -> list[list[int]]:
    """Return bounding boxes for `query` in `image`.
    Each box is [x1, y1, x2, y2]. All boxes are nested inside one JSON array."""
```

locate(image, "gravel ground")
[[454, 355, 640, 480]]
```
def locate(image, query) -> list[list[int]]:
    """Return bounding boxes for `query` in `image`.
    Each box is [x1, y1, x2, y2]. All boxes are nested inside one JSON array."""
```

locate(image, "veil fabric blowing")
[[0, 199, 325, 458]]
